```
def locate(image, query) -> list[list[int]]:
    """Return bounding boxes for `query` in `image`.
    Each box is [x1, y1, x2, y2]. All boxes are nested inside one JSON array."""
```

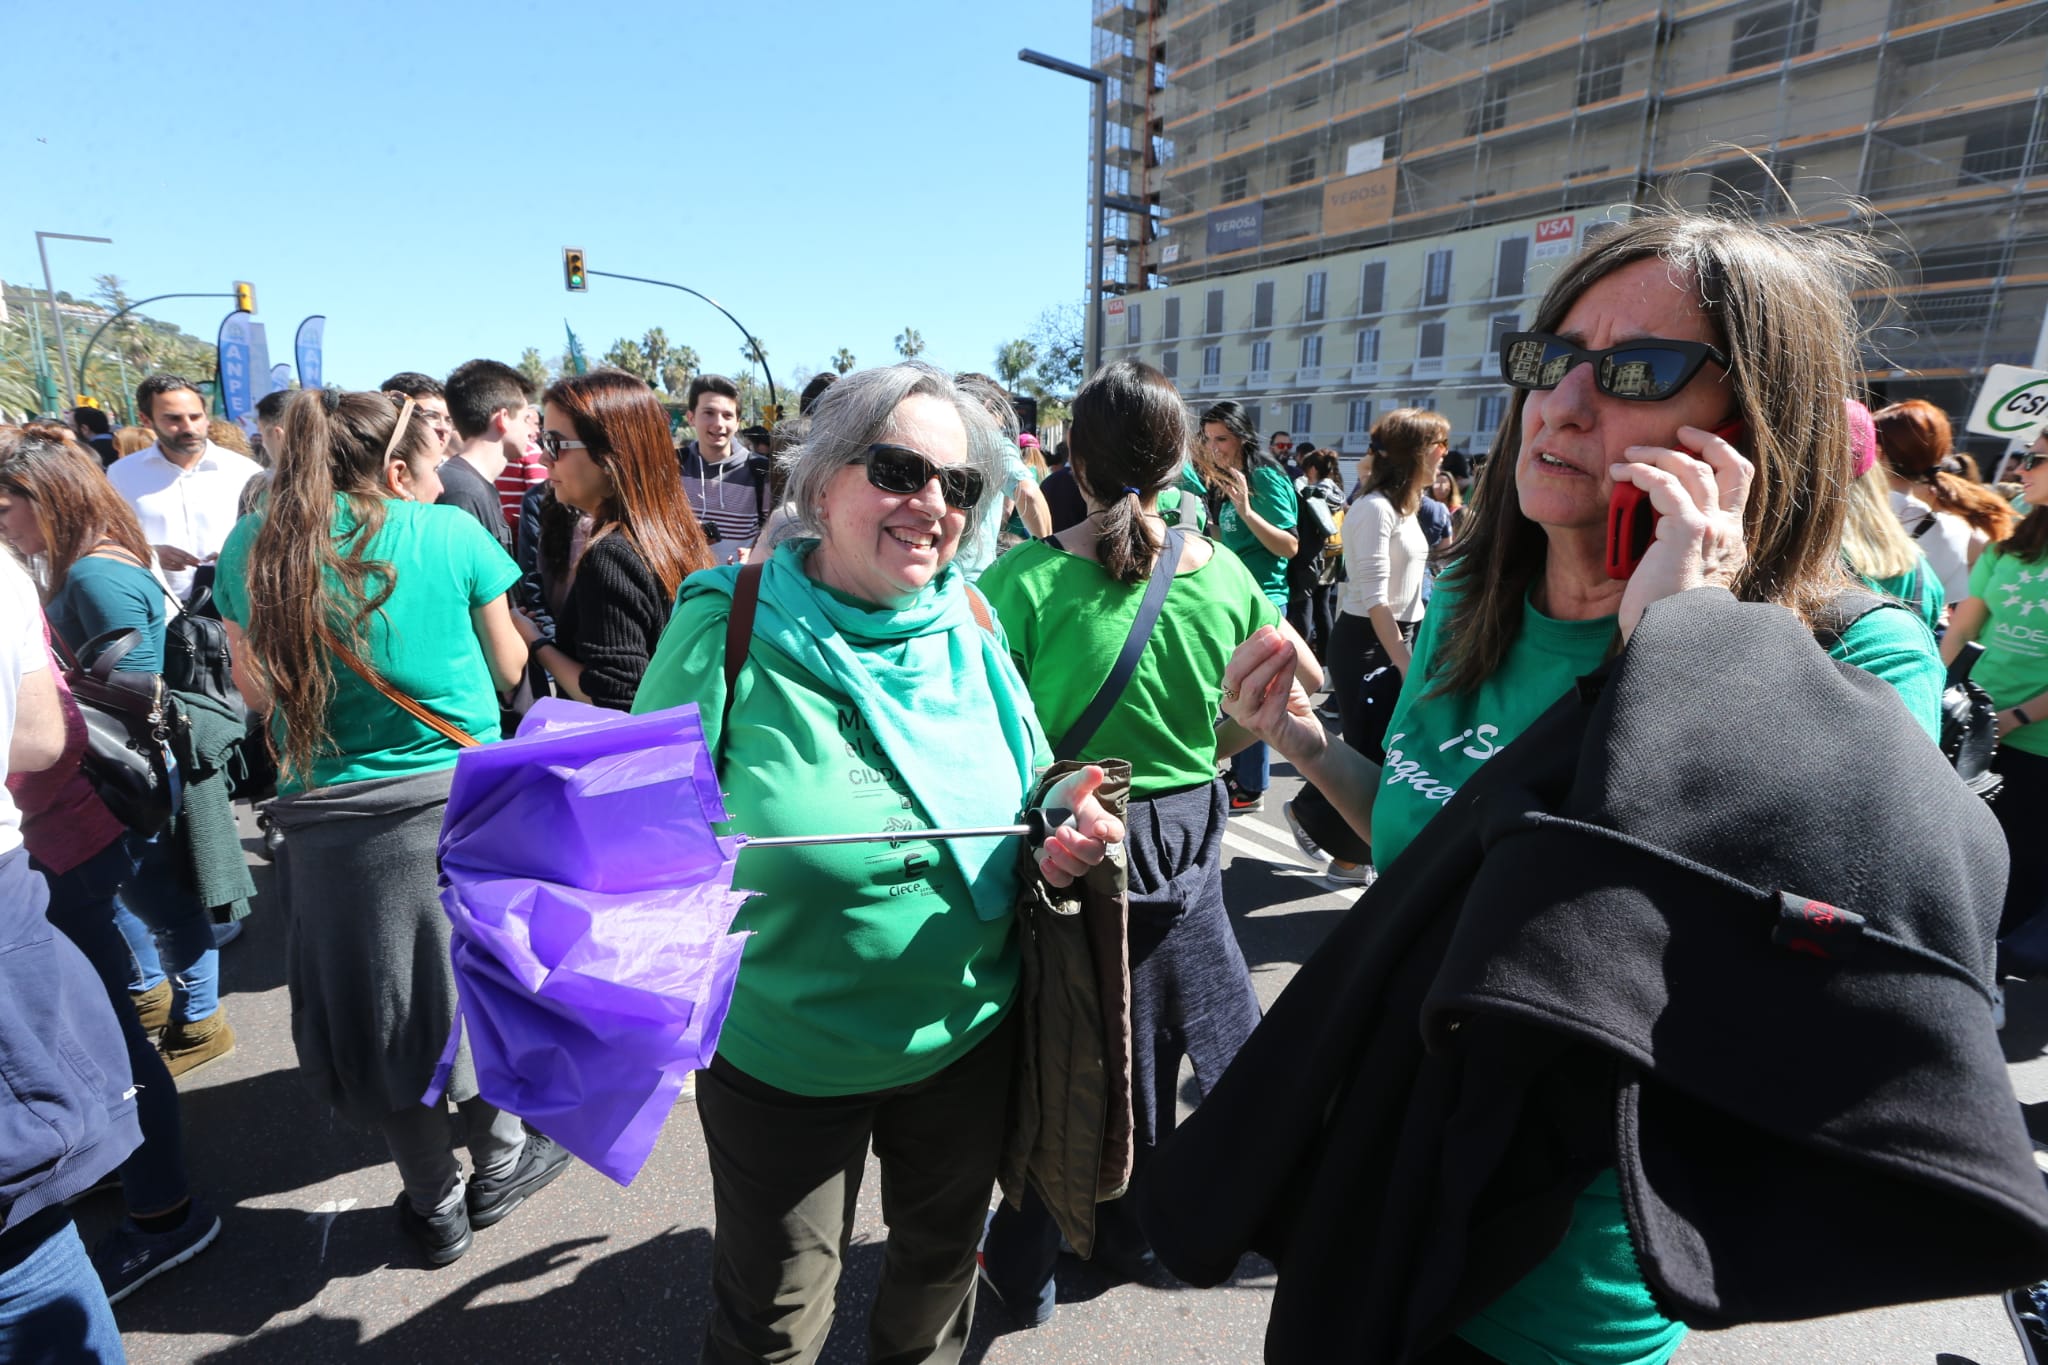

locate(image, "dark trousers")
[[1286, 583, 1337, 662], [1294, 614, 1417, 866], [695, 1012, 1017, 1365], [37, 837, 190, 1218], [1994, 747, 2048, 973]]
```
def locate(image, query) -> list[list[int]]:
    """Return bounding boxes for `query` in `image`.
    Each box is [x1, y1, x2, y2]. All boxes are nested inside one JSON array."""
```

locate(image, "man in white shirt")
[[107, 375, 263, 602]]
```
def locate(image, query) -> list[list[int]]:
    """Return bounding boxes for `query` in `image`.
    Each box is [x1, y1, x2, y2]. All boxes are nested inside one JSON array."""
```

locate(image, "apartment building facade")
[[1087, 0, 2048, 457]]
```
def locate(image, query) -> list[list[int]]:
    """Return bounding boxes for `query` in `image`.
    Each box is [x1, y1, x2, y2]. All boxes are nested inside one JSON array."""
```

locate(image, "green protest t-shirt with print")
[[214, 499, 520, 794], [631, 589, 1019, 1098], [976, 536, 1277, 799], [1967, 545, 2048, 757], [1216, 464, 1297, 607]]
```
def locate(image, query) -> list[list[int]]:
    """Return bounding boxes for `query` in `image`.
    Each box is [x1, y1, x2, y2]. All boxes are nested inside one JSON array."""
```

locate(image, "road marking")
[[1222, 818, 1316, 865], [308, 1197, 357, 1265]]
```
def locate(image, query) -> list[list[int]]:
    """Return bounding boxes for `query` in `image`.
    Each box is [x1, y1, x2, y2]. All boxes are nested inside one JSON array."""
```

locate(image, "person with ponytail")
[[1287, 407, 1450, 890], [1199, 399, 1298, 812], [213, 389, 571, 1267], [975, 360, 1317, 1325], [1877, 398, 2013, 603], [513, 371, 713, 710]]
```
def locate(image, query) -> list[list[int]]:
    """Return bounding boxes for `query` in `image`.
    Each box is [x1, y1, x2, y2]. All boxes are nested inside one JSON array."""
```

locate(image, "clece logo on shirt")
[[836, 706, 933, 891], [1382, 724, 1506, 805]]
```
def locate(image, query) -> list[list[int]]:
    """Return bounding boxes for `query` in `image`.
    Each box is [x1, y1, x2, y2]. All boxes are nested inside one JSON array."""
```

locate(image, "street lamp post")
[[35, 231, 113, 410], [1019, 48, 1109, 382], [581, 268, 779, 416]]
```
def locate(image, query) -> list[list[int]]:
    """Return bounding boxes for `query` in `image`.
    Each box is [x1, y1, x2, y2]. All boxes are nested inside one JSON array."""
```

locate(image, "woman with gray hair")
[[633, 362, 1124, 1364]]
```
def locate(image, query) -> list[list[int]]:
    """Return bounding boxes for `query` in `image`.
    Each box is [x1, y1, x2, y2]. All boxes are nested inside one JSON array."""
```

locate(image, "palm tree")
[[832, 348, 856, 374], [741, 338, 768, 368], [994, 339, 1037, 390], [894, 328, 925, 360]]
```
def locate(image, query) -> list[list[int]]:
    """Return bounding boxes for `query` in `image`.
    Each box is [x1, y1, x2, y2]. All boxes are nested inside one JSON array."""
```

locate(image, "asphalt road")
[[92, 767, 2044, 1364]]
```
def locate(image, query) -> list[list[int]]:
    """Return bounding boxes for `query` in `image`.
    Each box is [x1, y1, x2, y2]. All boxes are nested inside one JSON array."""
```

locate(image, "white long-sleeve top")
[[1338, 490, 1427, 621]]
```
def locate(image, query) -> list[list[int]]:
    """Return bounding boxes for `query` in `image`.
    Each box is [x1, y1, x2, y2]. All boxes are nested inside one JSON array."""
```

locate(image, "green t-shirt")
[[976, 536, 1278, 798], [214, 499, 520, 794], [1862, 556, 1945, 639], [1215, 464, 1297, 607], [47, 556, 166, 674], [631, 589, 1020, 1096], [1375, 580, 1942, 1365], [1966, 545, 2048, 757]]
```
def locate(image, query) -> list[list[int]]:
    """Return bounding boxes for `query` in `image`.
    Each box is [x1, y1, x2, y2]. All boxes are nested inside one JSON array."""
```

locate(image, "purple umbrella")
[[427, 697, 1075, 1185], [428, 698, 751, 1185]]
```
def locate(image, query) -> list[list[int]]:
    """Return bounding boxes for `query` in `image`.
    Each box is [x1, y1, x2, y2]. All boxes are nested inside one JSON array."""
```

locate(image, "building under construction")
[[1088, 0, 2048, 456]]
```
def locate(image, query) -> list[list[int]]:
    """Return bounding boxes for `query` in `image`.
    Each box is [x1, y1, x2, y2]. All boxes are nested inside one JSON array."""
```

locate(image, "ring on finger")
[[1223, 686, 1240, 702]]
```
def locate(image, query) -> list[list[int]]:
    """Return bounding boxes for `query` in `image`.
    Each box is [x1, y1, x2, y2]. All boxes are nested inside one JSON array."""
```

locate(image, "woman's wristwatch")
[[2013, 705, 2033, 728]]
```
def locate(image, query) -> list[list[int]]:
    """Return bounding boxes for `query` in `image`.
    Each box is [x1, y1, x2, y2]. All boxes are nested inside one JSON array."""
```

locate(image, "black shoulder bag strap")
[[1054, 527, 1185, 763], [1809, 586, 1896, 654]]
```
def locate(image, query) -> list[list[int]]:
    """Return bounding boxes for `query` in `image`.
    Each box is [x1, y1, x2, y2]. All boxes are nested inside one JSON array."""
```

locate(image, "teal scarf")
[[684, 539, 1047, 919]]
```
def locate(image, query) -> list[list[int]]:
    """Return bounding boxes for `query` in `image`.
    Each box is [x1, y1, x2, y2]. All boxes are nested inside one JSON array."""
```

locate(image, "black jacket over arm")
[[1139, 586, 2048, 1363], [556, 532, 667, 712]]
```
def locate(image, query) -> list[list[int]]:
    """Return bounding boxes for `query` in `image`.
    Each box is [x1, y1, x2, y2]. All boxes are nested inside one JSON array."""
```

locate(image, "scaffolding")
[[1101, 0, 2048, 436]]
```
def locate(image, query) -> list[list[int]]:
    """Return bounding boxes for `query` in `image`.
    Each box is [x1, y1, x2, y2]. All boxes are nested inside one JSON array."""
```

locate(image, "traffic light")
[[761, 403, 782, 429], [563, 248, 588, 293], [233, 281, 255, 313]]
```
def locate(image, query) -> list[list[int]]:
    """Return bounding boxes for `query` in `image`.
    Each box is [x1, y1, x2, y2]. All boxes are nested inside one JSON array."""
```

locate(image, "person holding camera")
[[679, 375, 771, 563]]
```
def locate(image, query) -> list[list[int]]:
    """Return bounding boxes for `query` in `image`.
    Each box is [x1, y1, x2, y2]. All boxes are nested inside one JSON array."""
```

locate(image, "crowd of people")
[[5, 201, 2048, 1365]]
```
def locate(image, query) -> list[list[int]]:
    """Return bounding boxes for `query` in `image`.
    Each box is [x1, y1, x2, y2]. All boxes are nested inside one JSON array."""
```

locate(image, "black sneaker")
[[1226, 783, 1265, 815], [467, 1128, 573, 1230], [2009, 1281, 2048, 1364], [393, 1191, 472, 1267], [92, 1199, 222, 1303]]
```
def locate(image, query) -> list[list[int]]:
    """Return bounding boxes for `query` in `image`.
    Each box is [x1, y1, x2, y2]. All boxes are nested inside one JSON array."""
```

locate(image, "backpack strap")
[[1054, 528, 1185, 763], [721, 561, 765, 743], [1909, 514, 1937, 541], [1810, 587, 1898, 654]]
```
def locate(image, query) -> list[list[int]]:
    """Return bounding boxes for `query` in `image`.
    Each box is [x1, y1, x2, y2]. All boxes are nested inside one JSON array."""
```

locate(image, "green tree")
[[740, 337, 768, 369], [601, 337, 656, 383], [832, 348, 857, 374], [517, 347, 551, 394], [893, 328, 925, 360], [660, 347, 696, 398], [994, 339, 1037, 390], [1029, 302, 1086, 400]]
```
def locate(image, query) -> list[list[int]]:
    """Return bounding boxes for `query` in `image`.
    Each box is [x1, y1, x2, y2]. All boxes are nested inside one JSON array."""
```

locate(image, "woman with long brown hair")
[[214, 390, 570, 1267], [1877, 398, 2013, 604], [1287, 408, 1449, 889], [514, 370, 712, 710], [1194, 209, 1952, 1363]]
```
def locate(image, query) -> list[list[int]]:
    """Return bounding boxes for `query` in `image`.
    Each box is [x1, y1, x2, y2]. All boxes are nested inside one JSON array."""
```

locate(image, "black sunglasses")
[[2021, 451, 2048, 472], [1500, 331, 1730, 402], [538, 429, 590, 462], [859, 443, 984, 509]]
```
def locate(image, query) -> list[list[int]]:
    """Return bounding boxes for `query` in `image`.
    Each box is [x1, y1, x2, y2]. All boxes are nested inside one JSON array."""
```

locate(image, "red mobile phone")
[[1603, 419, 1749, 580]]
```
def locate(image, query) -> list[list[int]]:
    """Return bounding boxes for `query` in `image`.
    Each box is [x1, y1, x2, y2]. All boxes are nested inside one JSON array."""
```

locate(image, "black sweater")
[[555, 532, 667, 711], [1138, 587, 2048, 1363]]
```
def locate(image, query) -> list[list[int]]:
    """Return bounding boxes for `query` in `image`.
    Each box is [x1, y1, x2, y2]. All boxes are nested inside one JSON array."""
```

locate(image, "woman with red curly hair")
[[1876, 398, 2013, 603]]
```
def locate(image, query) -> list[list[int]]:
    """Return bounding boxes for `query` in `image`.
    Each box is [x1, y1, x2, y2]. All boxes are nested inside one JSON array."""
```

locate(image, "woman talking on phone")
[[1147, 211, 1958, 1364]]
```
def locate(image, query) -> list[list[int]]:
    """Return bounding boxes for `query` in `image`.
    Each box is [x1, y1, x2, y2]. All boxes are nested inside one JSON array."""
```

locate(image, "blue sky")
[[1, 0, 1094, 394]]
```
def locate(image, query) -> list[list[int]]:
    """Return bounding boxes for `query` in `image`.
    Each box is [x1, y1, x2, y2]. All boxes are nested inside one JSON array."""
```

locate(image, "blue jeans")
[[1229, 740, 1269, 795], [38, 838, 191, 1218], [114, 831, 218, 1023], [0, 1209, 127, 1364]]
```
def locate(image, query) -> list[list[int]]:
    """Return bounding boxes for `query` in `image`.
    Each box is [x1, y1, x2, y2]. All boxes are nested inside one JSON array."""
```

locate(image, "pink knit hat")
[[1844, 399, 1878, 478]]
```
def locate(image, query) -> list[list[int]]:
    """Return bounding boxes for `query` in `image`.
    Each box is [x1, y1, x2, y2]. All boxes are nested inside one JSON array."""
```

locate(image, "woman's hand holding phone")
[[1610, 422, 1755, 642]]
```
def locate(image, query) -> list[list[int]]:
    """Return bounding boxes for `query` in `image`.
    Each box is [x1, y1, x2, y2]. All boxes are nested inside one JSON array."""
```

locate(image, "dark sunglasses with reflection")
[[856, 443, 984, 509], [1500, 331, 1730, 402]]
